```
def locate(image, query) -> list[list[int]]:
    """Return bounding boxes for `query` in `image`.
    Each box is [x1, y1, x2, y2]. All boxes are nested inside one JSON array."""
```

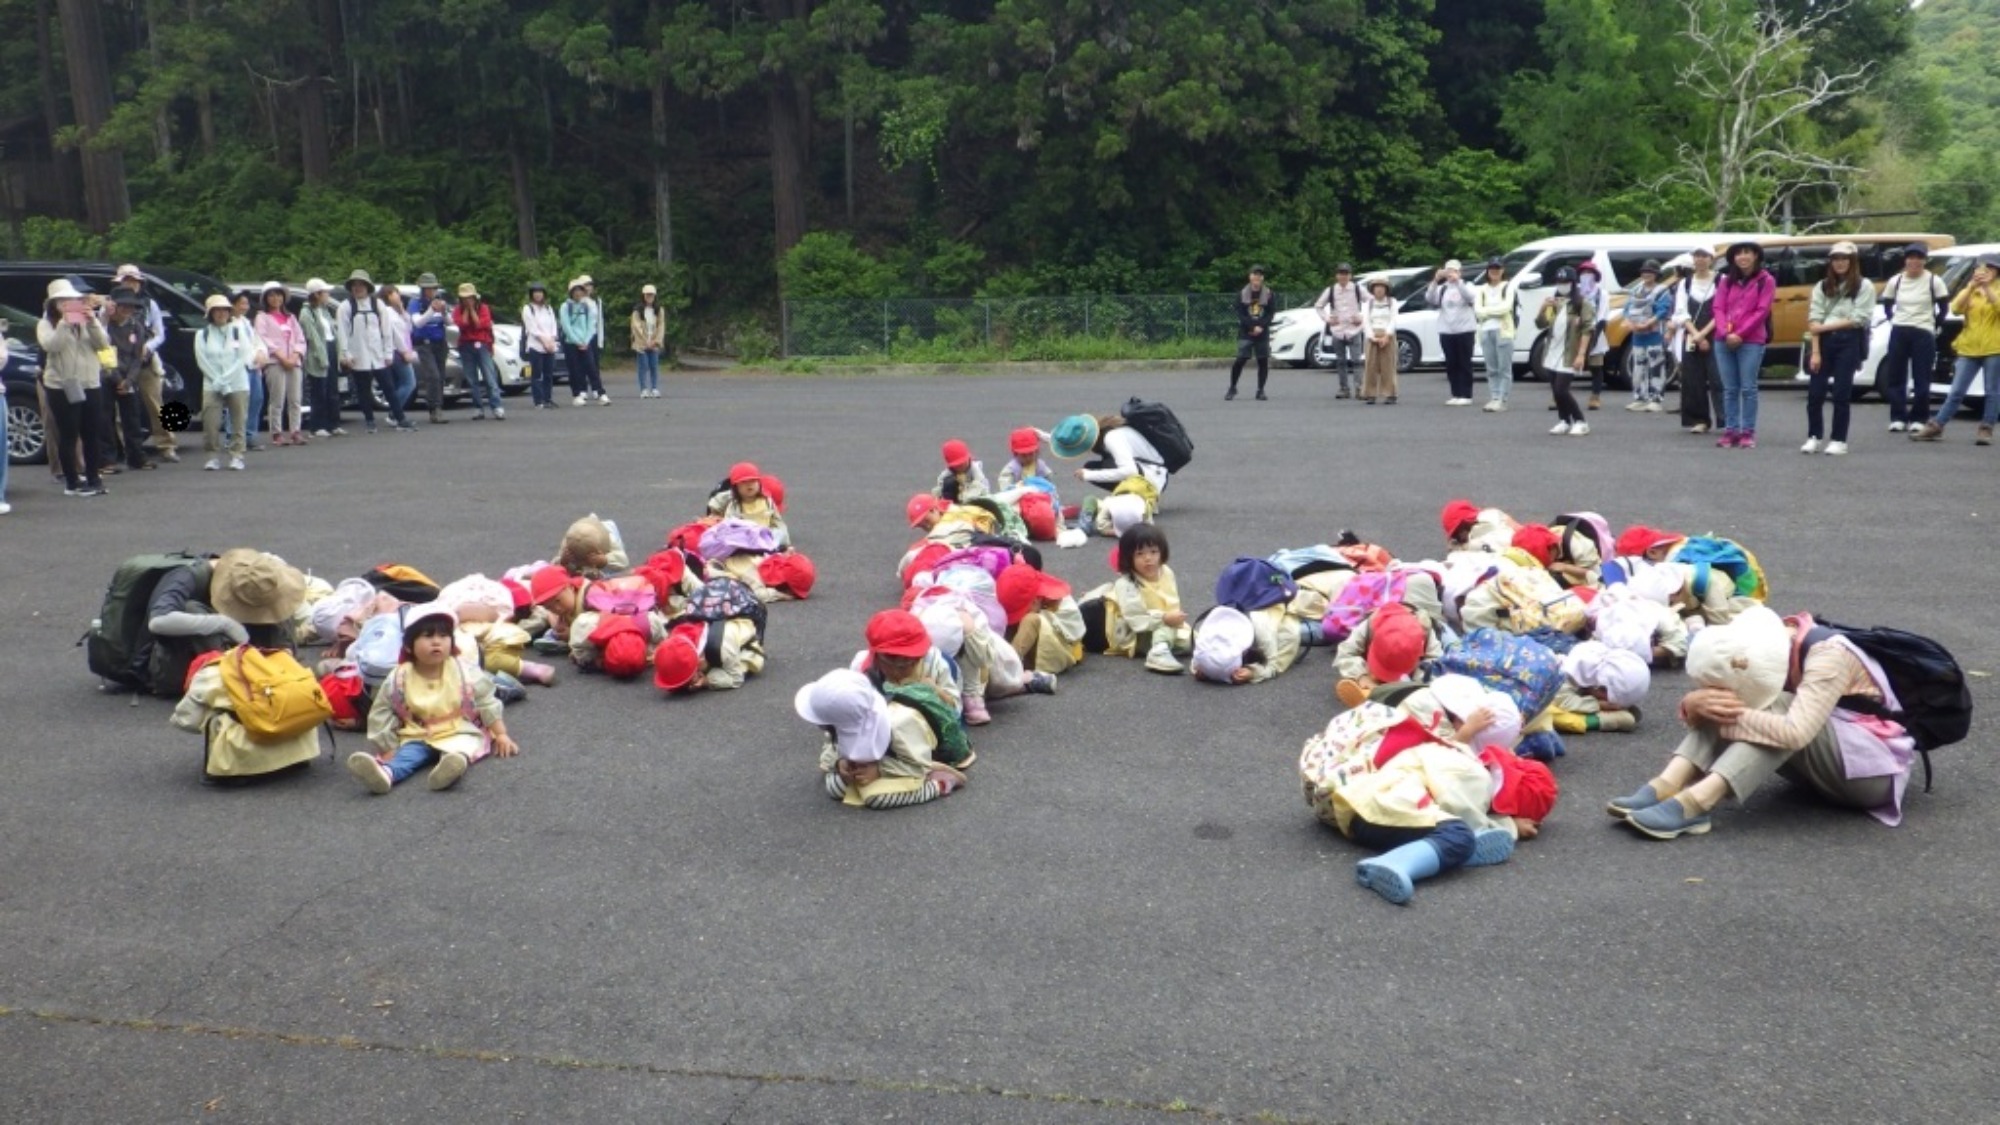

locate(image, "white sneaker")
[[493, 407, 505, 419], [1446, 397, 1470, 406], [228, 456, 246, 471], [346, 751, 392, 795], [0, 502, 11, 515], [428, 750, 469, 791], [1625, 400, 1647, 412], [1824, 440, 1848, 456], [312, 429, 331, 438], [1800, 438, 1824, 454], [1144, 647, 1185, 674], [1492, 401, 1508, 412], [1482, 401, 1500, 412], [573, 396, 589, 407], [1646, 401, 1663, 412], [1569, 422, 1590, 436], [331, 427, 348, 436], [1887, 420, 1907, 432], [1549, 421, 1571, 435], [203, 458, 220, 471], [598, 393, 612, 404]]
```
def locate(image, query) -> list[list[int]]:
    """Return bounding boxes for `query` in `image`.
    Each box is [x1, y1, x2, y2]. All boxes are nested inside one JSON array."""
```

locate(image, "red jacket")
[[452, 302, 494, 349]]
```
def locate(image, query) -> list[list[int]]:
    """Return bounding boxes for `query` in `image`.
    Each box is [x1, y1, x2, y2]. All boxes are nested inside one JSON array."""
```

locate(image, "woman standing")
[[1361, 276, 1399, 406], [1536, 267, 1591, 437], [1712, 241, 1775, 449], [631, 284, 666, 400], [1801, 241, 1875, 456], [1428, 260, 1477, 405], [378, 284, 419, 431], [1672, 248, 1722, 434], [301, 279, 344, 437], [1913, 253, 2000, 446], [1473, 259, 1515, 411], [36, 278, 111, 496], [520, 282, 559, 409], [195, 294, 251, 472], [452, 283, 506, 421], [255, 283, 307, 445], [560, 279, 606, 405]]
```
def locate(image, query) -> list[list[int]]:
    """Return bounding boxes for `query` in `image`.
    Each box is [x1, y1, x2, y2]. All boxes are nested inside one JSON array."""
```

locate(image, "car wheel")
[[1525, 334, 1549, 382], [1608, 345, 1633, 390], [1396, 333, 1419, 373], [1305, 332, 1336, 370], [7, 398, 47, 464]]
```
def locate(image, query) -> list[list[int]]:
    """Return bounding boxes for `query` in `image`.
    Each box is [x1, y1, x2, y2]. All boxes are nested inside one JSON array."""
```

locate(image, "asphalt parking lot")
[[2, 363, 1995, 1123]]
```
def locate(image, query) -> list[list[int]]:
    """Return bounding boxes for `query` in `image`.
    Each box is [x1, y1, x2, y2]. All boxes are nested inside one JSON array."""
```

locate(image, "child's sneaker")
[[962, 694, 991, 726], [204, 458, 220, 471], [1144, 644, 1185, 674], [518, 661, 557, 686], [1716, 428, 1737, 448], [1738, 432, 1756, 449], [346, 751, 392, 794], [1026, 672, 1059, 695], [427, 750, 469, 791]]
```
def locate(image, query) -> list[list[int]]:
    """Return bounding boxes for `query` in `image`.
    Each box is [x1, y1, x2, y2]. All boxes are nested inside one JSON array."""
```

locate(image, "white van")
[[1492, 232, 1737, 375]]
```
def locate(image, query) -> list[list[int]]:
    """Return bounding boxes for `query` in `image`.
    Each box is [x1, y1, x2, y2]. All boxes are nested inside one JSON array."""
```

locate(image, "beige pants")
[[137, 360, 176, 451], [1010, 613, 1080, 675], [202, 390, 249, 457], [1673, 694, 1892, 810], [263, 362, 304, 434], [1363, 336, 1398, 399]]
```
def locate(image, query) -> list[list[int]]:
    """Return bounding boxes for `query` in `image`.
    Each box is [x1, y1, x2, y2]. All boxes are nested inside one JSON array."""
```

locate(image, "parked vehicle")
[[1494, 233, 1735, 382], [1, 300, 46, 464], [1270, 268, 1428, 372], [1850, 243, 1996, 412], [0, 260, 229, 412]]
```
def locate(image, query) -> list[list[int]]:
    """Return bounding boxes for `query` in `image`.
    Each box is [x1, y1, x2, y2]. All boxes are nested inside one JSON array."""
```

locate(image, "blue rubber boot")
[[1355, 840, 1443, 905], [1463, 827, 1516, 868]]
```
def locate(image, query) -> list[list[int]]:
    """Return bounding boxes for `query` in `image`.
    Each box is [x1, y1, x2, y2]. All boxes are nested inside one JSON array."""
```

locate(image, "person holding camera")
[[38, 278, 112, 497], [1428, 260, 1478, 404]]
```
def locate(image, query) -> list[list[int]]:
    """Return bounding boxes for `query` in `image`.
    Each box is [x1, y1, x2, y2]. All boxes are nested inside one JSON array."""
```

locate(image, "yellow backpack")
[[220, 645, 334, 743]]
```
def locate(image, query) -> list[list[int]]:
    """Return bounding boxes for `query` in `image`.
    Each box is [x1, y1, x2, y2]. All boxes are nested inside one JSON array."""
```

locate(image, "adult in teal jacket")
[[560, 279, 607, 404]]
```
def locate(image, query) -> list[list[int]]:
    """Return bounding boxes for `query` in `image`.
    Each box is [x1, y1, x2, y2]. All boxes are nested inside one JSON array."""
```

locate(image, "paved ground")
[[3, 364, 1996, 1124]]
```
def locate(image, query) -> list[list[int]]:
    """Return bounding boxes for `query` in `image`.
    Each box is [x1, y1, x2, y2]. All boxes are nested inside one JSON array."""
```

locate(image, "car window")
[[1605, 251, 1670, 287], [1768, 245, 1828, 288], [0, 301, 38, 334]]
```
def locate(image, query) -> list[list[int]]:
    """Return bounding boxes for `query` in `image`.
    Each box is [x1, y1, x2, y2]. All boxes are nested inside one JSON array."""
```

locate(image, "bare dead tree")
[[1653, 0, 1874, 228]]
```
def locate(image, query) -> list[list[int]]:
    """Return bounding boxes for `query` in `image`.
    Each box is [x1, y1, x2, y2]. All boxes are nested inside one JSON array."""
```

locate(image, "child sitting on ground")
[[1552, 640, 1651, 734], [995, 563, 1083, 686], [1299, 698, 1558, 905], [705, 462, 791, 548], [799, 669, 967, 810], [933, 439, 991, 502], [995, 427, 1053, 492], [1099, 524, 1191, 674], [348, 605, 519, 794], [852, 608, 973, 767]]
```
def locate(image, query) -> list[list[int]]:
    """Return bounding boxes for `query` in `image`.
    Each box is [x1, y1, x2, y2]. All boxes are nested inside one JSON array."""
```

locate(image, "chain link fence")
[[781, 294, 1257, 357]]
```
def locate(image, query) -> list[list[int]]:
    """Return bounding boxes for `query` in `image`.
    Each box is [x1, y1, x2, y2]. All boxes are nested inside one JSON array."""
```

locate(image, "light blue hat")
[[1050, 414, 1099, 459]]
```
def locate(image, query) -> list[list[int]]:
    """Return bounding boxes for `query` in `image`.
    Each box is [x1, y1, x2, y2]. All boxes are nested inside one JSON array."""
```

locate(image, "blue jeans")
[[564, 343, 604, 397], [1349, 816, 1475, 871], [1478, 326, 1511, 402], [527, 351, 555, 405], [636, 349, 661, 392], [390, 360, 416, 420], [1931, 353, 2000, 428], [1879, 325, 1937, 424], [244, 369, 265, 444], [459, 344, 503, 413], [386, 740, 441, 784], [1807, 329, 1863, 442], [307, 373, 341, 431], [0, 393, 10, 501], [1714, 340, 1765, 433]]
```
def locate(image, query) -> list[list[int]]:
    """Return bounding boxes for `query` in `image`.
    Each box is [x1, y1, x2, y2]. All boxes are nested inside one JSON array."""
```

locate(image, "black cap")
[[1554, 266, 1577, 283], [1336, 262, 1353, 273], [1249, 264, 1266, 275], [113, 290, 148, 309], [1904, 242, 1930, 260], [65, 274, 94, 294], [1639, 258, 1661, 275], [1485, 258, 1504, 271]]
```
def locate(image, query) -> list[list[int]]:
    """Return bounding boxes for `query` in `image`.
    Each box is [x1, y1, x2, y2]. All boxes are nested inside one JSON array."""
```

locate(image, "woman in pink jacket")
[[254, 283, 308, 445], [1712, 241, 1775, 450]]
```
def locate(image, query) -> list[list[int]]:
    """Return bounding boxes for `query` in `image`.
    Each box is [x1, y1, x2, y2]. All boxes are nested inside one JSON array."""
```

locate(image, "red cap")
[[1511, 524, 1557, 567], [907, 493, 945, 527], [866, 608, 933, 658], [900, 541, 952, 588], [528, 566, 575, 607], [642, 548, 687, 588], [728, 461, 762, 485], [1441, 499, 1481, 540], [995, 564, 1040, 625], [941, 439, 971, 469], [758, 552, 816, 598], [761, 474, 787, 512], [1009, 427, 1040, 457], [1365, 604, 1426, 684], [1614, 525, 1682, 558], [500, 578, 530, 612], [1482, 746, 1560, 821], [592, 619, 649, 680], [652, 632, 702, 691]]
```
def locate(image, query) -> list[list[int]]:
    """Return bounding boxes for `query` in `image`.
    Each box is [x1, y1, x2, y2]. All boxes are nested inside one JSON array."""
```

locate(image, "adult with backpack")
[[1609, 605, 1968, 840], [1050, 398, 1191, 505], [1312, 264, 1366, 399], [337, 269, 399, 435], [1875, 243, 1949, 434], [113, 550, 302, 698]]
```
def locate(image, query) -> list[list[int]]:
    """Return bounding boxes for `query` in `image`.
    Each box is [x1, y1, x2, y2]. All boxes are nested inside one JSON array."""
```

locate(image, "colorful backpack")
[[1214, 557, 1299, 613], [1437, 628, 1565, 720], [1487, 568, 1588, 635], [676, 576, 768, 641], [1672, 535, 1768, 602], [584, 574, 659, 617], [1320, 570, 1411, 641], [218, 645, 334, 743]]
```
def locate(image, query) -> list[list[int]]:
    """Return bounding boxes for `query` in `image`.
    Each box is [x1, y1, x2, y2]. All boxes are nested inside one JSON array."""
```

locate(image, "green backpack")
[[882, 682, 973, 767], [84, 553, 207, 694]]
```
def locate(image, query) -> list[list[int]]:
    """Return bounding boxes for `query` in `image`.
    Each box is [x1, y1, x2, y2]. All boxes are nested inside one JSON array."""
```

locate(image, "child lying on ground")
[[1552, 640, 1651, 734]]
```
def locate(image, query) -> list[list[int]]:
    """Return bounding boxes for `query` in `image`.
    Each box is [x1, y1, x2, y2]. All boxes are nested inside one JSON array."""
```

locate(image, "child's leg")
[[385, 740, 437, 784], [1350, 818, 1478, 904]]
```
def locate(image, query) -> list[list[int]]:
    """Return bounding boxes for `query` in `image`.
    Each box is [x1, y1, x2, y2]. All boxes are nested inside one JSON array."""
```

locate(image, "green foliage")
[[778, 232, 900, 298], [20, 216, 107, 259]]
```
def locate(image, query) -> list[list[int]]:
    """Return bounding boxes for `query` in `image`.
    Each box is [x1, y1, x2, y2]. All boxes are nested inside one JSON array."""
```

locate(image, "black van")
[[0, 261, 231, 412]]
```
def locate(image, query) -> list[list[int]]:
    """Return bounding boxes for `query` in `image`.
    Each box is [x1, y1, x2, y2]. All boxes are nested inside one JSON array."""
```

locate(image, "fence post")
[[1084, 295, 1092, 336], [882, 300, 890, 354], [1183, 295, 1190, 339], [984, 300, 991, 349]]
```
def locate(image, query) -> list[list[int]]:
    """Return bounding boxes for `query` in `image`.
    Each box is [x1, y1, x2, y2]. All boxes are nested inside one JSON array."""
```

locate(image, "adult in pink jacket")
[[1712, 241, 1775, 450]]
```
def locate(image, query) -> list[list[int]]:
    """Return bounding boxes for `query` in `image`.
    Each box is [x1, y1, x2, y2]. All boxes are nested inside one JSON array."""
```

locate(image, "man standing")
[[410, 271, 451, 425], [1312, 263, 1366, 400], [113, 265, 178, 463], [337, 269, 396, 434], [1227, 266, 1276, 401]]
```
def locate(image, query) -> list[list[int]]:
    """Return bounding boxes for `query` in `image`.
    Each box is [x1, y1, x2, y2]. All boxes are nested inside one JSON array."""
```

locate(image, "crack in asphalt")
[[0, 1004, 1329, 1123]]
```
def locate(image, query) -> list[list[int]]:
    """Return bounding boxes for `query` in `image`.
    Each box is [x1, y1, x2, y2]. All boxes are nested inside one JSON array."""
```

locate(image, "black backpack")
[[1120, 397, 1193, 473], [1807, 618, 1974, 791], [83, 552, 207, 693]]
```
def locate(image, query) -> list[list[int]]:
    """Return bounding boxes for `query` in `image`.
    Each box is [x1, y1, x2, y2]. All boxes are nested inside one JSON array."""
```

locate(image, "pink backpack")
[[1320, 571, 1410, 641], [583, 574, 658, 617]]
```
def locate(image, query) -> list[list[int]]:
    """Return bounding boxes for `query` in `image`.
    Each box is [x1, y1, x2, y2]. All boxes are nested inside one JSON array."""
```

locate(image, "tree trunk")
[[652, 79, 674, 267], [298, 76, 332, 184], [56, 0, 130, 230], [147, 13, 173, 163], [508, 135, 540, 259], [33, 0, 82, 212], [767, 78, 810, 262], [187, 0, 216, 154]]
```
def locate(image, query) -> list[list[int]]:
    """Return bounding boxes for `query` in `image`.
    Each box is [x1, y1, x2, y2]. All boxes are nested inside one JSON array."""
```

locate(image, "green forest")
[[2, 0, 1988, 349]]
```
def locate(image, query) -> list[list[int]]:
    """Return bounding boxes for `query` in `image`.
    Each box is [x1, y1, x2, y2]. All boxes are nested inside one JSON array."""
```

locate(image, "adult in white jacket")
[[520, 281, 561, 408], [1050, 412, 1169, 501], [336, 269, 398, 434]]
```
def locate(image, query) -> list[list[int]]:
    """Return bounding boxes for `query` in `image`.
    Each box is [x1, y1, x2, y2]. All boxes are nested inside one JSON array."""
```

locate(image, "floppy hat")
[[1050, 415, 1099, 459], [211, 549, 308, 625], [1723, 240, 1763, 262], [795, 669, 891, 763], [1561, 640, 1652, 709], [345, 268, 374, 287], [941, 439, 972, 469], [401, 602, 460, 636], [1191, 605, 1255, 681], [567, 278, 588, 294], [1690, 246, 1714, 258], [1367, 276, 1392, 294], [642, 284, 657, 296], [305, 278, 330, 295], [866, 609, 933, 658], [457, 282, 479, 298], [1829, 240, 1859, 258], [1686, 604, 1790, 710], [115, 264, 143, 282], [577, 274, 595, 286], [1444, 259, 1463, 271], [46, 278, 86, 302], [203, 294, 232, 314], [415, 271, 441, 288]]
